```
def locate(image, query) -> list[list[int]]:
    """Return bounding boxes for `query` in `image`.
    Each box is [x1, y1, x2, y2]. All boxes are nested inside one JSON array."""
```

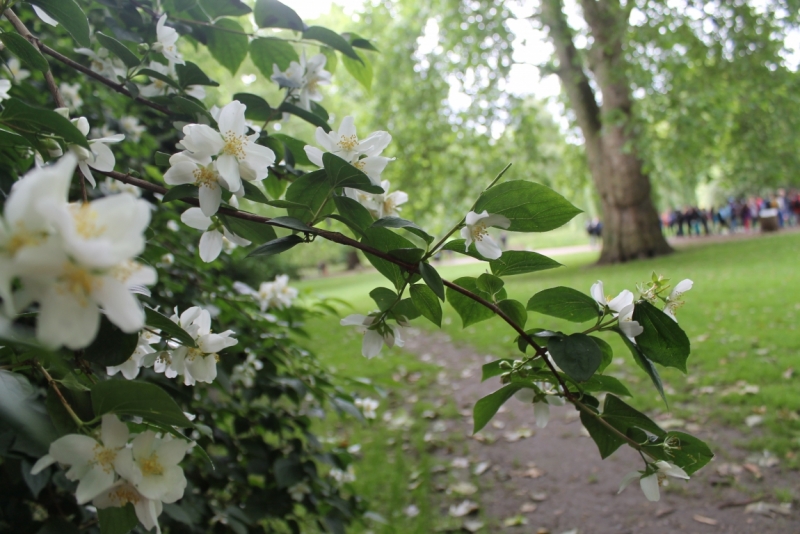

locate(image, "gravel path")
[[402, 329, 800, 533]]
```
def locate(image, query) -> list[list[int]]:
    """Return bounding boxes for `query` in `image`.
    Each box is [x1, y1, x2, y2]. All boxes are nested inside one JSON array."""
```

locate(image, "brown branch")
[[3, 9, 65, 108], [38, 45, 173, 116], [34, 361, 84, 427], [101, 169, 649, 454]]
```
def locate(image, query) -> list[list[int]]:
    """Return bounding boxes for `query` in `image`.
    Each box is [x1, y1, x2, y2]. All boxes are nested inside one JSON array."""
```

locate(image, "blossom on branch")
[[590, 280, 644, 340], [0, 79, 10, 101], [153, 15, 184, 65], [345, 180, 408, 219], [94, 482, 163, 534], [5, 57, 30, 82], [304, 116, 393, 184], [618, 460, 690, 502], [663, 279, 693, 322], [180, 207, 250, 262], [65, 113, 125, 188], [271, 52, 331, 111], [460, 210, 510, 260], [340, 313, 406, 359], [106, 329, 161, 380]]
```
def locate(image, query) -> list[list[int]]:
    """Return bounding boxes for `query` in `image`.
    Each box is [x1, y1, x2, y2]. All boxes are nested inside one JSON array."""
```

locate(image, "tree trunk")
[[540, 0, 672, 263]]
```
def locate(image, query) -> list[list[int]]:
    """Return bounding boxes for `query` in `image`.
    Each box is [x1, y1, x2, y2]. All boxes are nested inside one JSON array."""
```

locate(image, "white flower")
[[165, 153, 226, 216], [591, 281, 644, 340], [138, 61, 205, 100], [251, 275, 298, 311], [329, 465, 356, 484], [271, 52, 331, 111], [179, 100, 276, 192], [75, 47, 126, 80], [68, 115, 125, 187], [94, 482, 163, 534], [0, 79, 11, 101], [107, 330, 161, 380], [180, 207, 250, 262], [100, 178, 142, 197], [618, 460, 690, 502], [345, 180, 408, 219], [153, 15, 184, 65], [304, 116, 393, 184], [119, 116, 146, 143], [230, 353, 263, 388], [59, 82, 83, 111], [154, 306, 237, 386], [663, 279, 693, 322], [5, 57, 30, 82], [513, 385, 565, 429], [288, 481, 310, 501], [32, 5, 59, 26], [30, 415, 129, 504], [115, 431, 191, 503], [340, 314, 405, 359], [460, 210, 510, 260], [355, 397, 379, 419]]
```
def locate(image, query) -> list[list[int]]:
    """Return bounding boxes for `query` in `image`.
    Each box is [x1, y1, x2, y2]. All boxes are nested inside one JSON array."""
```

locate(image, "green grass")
[[297, 231, 800, 531]]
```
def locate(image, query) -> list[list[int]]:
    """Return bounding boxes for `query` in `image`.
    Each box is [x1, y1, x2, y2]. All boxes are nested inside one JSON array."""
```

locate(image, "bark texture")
[[541, 0, 672, 263]]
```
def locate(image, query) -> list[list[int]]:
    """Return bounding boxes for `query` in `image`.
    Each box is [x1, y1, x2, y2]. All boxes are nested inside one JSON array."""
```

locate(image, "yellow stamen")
[[193, 166, 218, 187], [140, 454, 164, 476], [109, 485, 141, 506], [93, 444, 118, 474], [337, 134, 358, 151], [222, 132, 246, 159], [72, 204, 106, 239], [58, 263, 97, 306], [470, 223, 489, 242]]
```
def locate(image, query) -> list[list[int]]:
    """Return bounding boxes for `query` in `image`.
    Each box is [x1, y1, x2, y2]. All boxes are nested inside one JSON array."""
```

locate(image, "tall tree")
[[541, 0, 672, 263]]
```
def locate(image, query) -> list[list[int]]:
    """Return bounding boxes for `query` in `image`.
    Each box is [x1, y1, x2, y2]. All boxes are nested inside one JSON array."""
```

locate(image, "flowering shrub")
[[0, 1, 711, 532]]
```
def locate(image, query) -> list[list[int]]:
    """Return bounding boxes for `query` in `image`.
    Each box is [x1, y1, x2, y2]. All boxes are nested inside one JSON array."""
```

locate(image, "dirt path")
[[402, 329, 799, 533]]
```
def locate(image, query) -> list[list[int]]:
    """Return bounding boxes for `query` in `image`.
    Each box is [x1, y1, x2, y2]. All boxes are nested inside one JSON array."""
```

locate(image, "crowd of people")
[[661, 190, 800, 237]]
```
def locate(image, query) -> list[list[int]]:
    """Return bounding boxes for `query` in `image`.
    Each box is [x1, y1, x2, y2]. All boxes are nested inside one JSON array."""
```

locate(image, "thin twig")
[[34, 361, 84, 428]]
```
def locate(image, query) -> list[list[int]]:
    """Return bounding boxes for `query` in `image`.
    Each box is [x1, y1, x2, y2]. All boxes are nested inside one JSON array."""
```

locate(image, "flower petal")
[[639, 473, 661, 501], [181, 208, 212, 231], [199, 230, 223, 262], [362, 329, 384, 358]]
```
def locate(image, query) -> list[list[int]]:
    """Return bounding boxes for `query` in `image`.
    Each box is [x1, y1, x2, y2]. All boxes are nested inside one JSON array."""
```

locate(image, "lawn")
[[295, 230, 800, 531]]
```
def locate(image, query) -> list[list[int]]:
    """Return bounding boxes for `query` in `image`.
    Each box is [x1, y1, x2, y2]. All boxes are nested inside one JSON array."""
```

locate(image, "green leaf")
[[473, 384, 521, 433], [144, 308, 196, 347], [0, 98, 89, 148], [272, 134, 312, 166], [481, 359, 513, 381], [580, 404, 626, 459], [345, 32, 380, 51], [83, 317, 139, 367], [250, 37, 300, 75], [175, 61, 219, 88], [489, 251, 562, 277], [91, 380, 193, 428], [580, 375, 632, 397], [392, 298, 420, 321], [473, 180, 582, 232], [198, 0, 251, 17], [284, 169, 333, 223], [370, 216, 433, 244], [30, 0, 91, 48], [154, 152, 171, 167], [96, 32, 139, 69], [98, 504, 138, 534], [632, 301, 691, 372], [220, 215, 277, 244], [419, 262, 444, 301], [361, 227, 416, 290], [161, 184, 198, 203], [369, 287, 396, 311], [233, 92, 274, 122], [388, 248, 425, 263], [440, 238, 489, 260], [602, 395, 665, 437], [497, 299, 527, 329], [138, 68, 180, 89], [247, 234, 304, 257], [279, 101, 331, 132], [526, 287, 600, 323], [303, 26, 360, 61], [264, 199, 308, 209], [476, 273, 504, 297], [238, 180, 267, 204], [270, 216, 313, 232], [265, 171, 287, 199], [547, 333, 602, 382], [0, 370, 58, 456], [253, 0, 305, 30], [410, 284, 442, 327], [207, 18, 248, 75], [322, 152, 383, 193], [617, 329, 667, 406], [342, 49, 372, 92], [0, 128, 31, 148], [657, 431, 714, 475], [0, 33, 49, 72], [590, 335, 613, 373], [446, 277, 507, 328], [334, 195, 374, 230]]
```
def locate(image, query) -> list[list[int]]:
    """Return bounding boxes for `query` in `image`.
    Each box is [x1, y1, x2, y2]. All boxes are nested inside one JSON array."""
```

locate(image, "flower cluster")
[[31, 415, 191, 534], [271, 52, 331, 111], [345, 180, 408, 219], [341, 313, 407, 358], [230, 352, 264, 388], [0, 155, 155, 349], [235, 274, 298, 312], [591, 280, 644, 340]]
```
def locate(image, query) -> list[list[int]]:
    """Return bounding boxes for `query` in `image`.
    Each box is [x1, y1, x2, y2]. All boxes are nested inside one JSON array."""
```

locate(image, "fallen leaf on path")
[[742, 463, 763, 479], [473, 461, 491, 476], [492, 420, 506, 429], [447, 481, 477, 496], [530, 492, 548, 502], [559, 530, 579, 534], [463, 520, 484, 532], [746, 450, 780, 467], [449, 500, 479, 517], [658, 418, 685, 429], [404, 504, 420, 518], [744, 502, 792, 516], [783, 368, 794, 379], [503, 427, 533, 442], [451, 457, 469, 469], [502, 515, 528, 527], [655, 508, 675, 518], [692, 515, 718, 525], [520, 503, 537, 513], [422, 410, 437, 419], [471, 432, 496, 444], [744, 415, 764, 428]]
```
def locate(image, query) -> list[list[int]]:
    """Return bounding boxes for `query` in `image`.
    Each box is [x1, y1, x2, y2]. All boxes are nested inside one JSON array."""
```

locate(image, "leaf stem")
[[34, 361, 85, 428]]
